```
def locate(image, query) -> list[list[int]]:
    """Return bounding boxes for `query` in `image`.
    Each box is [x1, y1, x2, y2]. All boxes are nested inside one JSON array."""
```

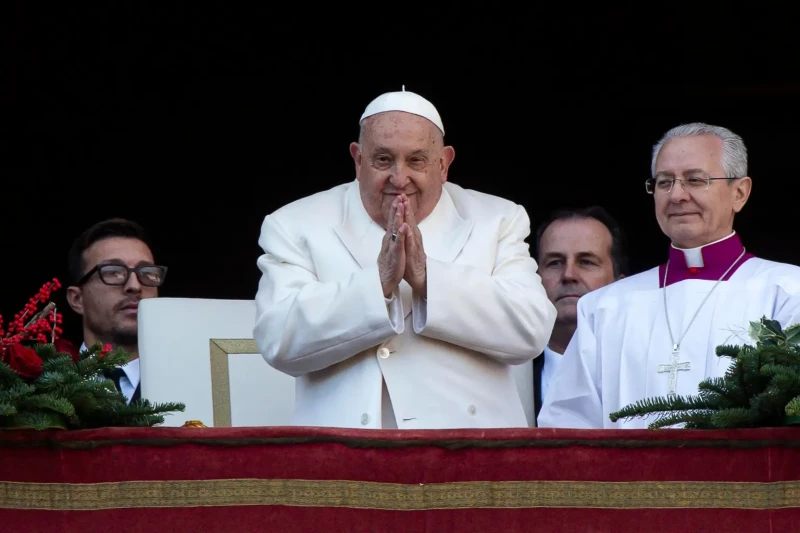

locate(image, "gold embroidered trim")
[[1, 479, 798, 511]]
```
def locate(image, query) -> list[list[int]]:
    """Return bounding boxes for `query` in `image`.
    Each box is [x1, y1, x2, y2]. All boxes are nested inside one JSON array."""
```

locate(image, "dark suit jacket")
[[130, 383, 141, 403], [105, 370, 141, 403], [533, 351, 545, 424]]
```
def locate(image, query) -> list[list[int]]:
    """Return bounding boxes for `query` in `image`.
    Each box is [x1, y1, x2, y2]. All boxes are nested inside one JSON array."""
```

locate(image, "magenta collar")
[[658, 233, 754, 287]]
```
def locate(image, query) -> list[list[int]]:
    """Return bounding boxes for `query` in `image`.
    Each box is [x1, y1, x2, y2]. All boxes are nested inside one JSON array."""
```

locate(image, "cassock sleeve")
[[253, 215, 404, 377], [537, 296, 603, 428], [411, 204, 556, 365]]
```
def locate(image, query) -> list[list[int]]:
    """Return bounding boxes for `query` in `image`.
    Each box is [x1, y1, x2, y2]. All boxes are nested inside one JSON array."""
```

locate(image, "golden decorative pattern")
[[209, 339, 260, 427], [1, 479, 799, 511], [181, 420, 207, 428]]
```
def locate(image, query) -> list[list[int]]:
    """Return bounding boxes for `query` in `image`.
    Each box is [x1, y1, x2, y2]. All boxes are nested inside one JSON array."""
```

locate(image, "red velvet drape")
[[0, 426, 798, 532]]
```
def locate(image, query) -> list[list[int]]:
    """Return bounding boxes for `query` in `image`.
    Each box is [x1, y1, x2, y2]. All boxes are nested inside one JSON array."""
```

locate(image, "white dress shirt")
[[539, 345, 562, 404], [80, 343, 140, 404]]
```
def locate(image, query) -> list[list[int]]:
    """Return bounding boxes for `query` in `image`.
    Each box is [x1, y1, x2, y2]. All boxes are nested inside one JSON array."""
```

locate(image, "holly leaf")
[[749, 320, 765, 341], [762, 317, 784, 336], [785, 324, 800, 346], [750, 317, 786, 346]]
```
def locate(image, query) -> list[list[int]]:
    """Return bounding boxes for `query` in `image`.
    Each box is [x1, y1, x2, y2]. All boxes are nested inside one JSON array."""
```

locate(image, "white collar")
[[670, 231, 736, 268]]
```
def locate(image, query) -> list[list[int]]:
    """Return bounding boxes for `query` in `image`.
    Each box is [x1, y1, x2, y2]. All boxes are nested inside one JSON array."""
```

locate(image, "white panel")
[[138, 298, 295, 427], [228, 353, 295, 427]]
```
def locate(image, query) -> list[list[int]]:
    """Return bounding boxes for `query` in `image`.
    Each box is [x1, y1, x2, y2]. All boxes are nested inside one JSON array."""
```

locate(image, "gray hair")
[[651, 122, 748, 179]]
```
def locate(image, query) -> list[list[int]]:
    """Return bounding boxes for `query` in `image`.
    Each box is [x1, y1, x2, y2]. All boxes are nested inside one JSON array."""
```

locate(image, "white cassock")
[[254, 180, 556, 429], [538, 232, 800, 429]]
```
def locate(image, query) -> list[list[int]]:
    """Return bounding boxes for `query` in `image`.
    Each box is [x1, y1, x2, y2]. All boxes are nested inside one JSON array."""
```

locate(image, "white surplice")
[[538, 255, 800, 429]]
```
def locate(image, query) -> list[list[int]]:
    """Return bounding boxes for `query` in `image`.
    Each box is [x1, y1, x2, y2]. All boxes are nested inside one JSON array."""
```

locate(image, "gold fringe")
[[1, 479, 799, 511]]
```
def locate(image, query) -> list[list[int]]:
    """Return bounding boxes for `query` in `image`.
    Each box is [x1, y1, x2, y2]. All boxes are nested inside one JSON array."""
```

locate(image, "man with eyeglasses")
[[539, 122, 800, 429], [65, 218, 168, 404]]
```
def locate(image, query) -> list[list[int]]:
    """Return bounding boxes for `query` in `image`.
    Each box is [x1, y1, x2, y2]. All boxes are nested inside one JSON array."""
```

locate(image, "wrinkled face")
[[653, 135, 751, 248], [349, 111, 455, 228], [538, 218, 618, 326], [68, 237, 159, 346]]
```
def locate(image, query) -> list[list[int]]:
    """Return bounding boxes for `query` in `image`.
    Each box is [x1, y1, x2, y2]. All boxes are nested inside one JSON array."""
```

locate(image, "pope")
[[253, 87, 556, 429]]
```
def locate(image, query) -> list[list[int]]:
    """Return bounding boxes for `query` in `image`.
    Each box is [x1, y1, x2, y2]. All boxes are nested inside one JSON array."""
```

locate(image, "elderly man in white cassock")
[[253, 87, 556, 429], [538, 122, 800, 429]]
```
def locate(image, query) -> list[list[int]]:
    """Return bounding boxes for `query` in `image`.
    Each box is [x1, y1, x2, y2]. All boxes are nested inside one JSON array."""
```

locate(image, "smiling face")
[[538, 217, 618, 326], [349, 111, 455, 228], [653, 135, 751, 248]]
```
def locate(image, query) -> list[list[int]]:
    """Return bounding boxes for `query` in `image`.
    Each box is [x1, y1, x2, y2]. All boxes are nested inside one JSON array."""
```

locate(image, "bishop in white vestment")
[[538, 122, 800, 429], [538, 232, 800, 429]]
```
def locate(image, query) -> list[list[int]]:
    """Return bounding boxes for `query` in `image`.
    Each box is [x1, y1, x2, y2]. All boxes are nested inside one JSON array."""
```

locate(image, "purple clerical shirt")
[[658, 232, 755, 288]]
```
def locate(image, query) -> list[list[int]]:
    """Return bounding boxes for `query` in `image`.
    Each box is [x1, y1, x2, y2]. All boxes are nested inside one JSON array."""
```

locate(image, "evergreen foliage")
[[610, 316, 800, 429], [0, 342, 184, 430]]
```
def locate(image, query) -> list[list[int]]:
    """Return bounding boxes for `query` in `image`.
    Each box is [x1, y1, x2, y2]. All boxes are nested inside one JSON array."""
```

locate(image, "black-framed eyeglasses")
[[645, 174, 743, 194], [78, 264, 168, 287]]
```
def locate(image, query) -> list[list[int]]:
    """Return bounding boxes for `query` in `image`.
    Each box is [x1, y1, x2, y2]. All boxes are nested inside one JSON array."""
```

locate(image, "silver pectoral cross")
[[657, 343, 691, 395]]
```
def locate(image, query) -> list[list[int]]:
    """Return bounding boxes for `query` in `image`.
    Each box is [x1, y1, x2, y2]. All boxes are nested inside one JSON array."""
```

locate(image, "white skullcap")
[[359, 86, 444, 135]]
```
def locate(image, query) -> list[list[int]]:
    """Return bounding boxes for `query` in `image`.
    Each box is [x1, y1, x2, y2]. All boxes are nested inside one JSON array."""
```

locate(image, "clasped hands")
[[378, 194, 427, 298]]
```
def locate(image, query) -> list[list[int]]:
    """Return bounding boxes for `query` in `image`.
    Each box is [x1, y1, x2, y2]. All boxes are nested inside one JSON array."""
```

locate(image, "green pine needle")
[[0, 342, 184, 430], [610, 316, 800, 429]]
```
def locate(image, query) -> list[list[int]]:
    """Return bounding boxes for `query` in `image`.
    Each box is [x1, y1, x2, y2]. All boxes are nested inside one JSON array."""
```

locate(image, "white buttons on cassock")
[[378, 347, 390, 359], [361, 413, 370, 425], [468, 405, 476, 415]]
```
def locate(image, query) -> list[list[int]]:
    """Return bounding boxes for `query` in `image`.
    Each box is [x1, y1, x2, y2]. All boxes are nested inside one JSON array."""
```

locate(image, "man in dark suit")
[[65, 218, 168, 404], [533, 207, 628, 422]]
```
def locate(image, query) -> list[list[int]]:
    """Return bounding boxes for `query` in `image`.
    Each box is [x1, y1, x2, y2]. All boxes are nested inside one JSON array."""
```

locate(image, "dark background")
[[3, 3, 799, 342]]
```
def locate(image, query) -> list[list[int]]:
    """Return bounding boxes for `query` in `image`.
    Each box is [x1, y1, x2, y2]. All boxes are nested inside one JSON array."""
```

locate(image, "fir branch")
[[75, 399, 185, 429], [0, 382, 36, 404], [33, 371, 72, 391], [0, 361, 24, 388], [18, 394, 76, 417], [609, 395, 715, 422], [683, 420, 718, 429], [785, 396, 800, 416], [747, 391, 789, 426], [5, 411, 66, 431], [760, 364, 800, 385], [0, 341, 184, 430], [715, 344, 740, 359], [611, 317, 800, 429], [647, 410, 716, 429], [41, 355, 78, 375], [698, 377, 747, 407], [709, 408, 755, 428], [34, 343, 59, 362], [758, 346, 800, 367]]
